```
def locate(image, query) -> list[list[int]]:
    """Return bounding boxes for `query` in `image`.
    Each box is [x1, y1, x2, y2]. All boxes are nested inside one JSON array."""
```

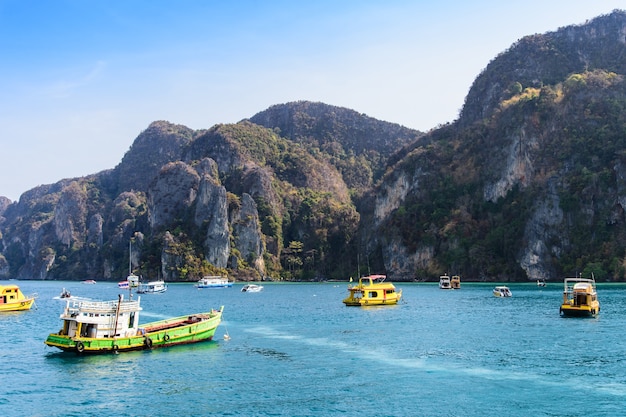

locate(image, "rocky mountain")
[[2, 10, 626, 282], [0, 107, 417, 281], [248, 101, 421, 193], [366, 10, 626, 281]]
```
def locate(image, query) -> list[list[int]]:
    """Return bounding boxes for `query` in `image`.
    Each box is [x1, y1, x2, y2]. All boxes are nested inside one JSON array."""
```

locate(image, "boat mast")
[[113, 294, 122, 339]]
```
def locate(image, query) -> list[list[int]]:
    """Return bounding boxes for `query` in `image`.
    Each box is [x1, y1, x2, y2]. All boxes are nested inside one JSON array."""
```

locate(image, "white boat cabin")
[[58, 295, 142, 339]]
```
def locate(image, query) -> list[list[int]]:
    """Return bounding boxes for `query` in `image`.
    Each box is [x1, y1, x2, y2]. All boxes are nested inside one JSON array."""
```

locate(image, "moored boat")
[[439, 274, 452, 289], [493, 286, 512, 297], [343, 274, 402, 306], [560, 276, 599, 317], [137, 279, 167, 294], [0, 284, 37, 312], [537, 279, 546, 287], [241, 284, 263, 292], [196, 276, 232, 288], [59, 288, 71, 298], [44, 293, 224, 354], [82, 280, 97, 284], [451, 275, 461, 289]]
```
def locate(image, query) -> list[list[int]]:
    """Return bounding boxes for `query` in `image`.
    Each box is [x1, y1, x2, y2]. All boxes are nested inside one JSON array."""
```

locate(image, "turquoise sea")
[[2, 280, 625, 417]]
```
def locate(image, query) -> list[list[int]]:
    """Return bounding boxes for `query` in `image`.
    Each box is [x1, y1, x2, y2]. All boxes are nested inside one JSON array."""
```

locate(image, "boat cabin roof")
[[563, 277, 596, 291], [0, 284, 22, 293], [572, 282, 594, 293]]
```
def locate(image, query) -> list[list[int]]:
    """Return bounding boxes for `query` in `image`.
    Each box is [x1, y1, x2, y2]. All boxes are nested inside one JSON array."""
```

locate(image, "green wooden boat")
[[44, 293, 223, 354]]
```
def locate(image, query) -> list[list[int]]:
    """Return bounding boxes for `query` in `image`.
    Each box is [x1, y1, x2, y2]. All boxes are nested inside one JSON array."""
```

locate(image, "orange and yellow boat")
[[560, 276, 599, 317], [0, 284, 37, 312]]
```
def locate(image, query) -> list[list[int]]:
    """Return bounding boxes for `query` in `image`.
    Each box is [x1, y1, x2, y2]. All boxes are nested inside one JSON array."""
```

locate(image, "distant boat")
[[241, 284, 263, 293], [0, 284, 37, 312], [44, 294, 223, 354], [439, 274, 452, 289], [493, 286, 512, 297], [343, 275, 402, 306], [196, 276, 232, 289], [82, 280, 96, 285], [560, 276, 599, 317], [537, 279, 546, 287], [137, 280, 168, 294], [451, 275, 461, 289], [123, 239, 140, 291], [59, 288, 71, 299]]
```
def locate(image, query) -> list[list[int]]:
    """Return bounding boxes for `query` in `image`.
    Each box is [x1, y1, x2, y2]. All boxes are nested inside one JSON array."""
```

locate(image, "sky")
[[0, 0, 624, 202]]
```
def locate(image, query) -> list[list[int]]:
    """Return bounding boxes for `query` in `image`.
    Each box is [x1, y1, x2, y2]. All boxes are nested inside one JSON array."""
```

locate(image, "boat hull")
[[197, 283, 233, 288], [343, 298, 400, 306], [560, 303, 599, 317], [0, 297, 35, 312], [44, 307, 223, 354]]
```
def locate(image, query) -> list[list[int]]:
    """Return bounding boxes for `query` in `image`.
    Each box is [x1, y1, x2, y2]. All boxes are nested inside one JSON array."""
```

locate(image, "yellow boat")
[[0, 284, 37, 312], [343, 275, 402, 306], [451, 275, 461, 289], [560, 276, 599, 317]]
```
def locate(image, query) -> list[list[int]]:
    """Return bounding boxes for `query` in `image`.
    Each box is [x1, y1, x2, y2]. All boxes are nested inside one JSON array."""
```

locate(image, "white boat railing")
[[64, 298, 141, 315]]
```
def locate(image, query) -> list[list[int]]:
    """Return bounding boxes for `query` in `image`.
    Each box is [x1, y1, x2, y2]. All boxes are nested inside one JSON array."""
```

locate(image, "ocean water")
[[1, 280, 625, 417]]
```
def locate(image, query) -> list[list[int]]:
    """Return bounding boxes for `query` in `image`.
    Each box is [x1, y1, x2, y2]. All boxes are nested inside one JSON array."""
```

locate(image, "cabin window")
[[368, 291, 378, 298], [386, 289, 395, 294], [129, 312, 136, 328]]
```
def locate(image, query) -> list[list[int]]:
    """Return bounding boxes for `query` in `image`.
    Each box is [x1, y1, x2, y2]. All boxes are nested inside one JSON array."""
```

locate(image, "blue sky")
[[0, 0, 623, 201]]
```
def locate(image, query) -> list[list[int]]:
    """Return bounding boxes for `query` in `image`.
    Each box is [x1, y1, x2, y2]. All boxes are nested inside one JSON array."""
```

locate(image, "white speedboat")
[[493, 286, 512, 297], [241, 284, 263, 293], [439, 274, 452, 289]]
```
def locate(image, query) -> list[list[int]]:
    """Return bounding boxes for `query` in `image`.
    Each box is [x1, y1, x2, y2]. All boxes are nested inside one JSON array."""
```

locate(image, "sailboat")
[[119, 238, 139, 290]]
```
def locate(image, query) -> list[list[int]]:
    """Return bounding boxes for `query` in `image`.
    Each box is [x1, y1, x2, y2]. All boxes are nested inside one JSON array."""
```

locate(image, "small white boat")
[[196, 276, 232, 289], [493, 286, 512, 297], [82, 280, 97, 285], [137, 280, 167, 294], [59, 288, 71, 299], [439, 274, 452, 289], [537, 279, 546, 287], [241, 284, 263, 293]]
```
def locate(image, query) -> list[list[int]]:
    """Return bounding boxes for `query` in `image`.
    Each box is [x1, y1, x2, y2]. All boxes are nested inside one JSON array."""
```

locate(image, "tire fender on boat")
[[144, 337, 153, 349], [76, 341, 85, 353], [163, 334, 170, 342], [112, 344, 119, 352]]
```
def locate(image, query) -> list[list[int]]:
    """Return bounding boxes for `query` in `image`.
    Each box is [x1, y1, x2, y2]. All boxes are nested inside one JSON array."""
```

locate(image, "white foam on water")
[[246, 324, 626, 396]]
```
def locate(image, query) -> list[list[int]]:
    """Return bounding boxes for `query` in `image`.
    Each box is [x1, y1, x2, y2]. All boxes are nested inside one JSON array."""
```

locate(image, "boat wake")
[[245, 325, 626, 397]]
